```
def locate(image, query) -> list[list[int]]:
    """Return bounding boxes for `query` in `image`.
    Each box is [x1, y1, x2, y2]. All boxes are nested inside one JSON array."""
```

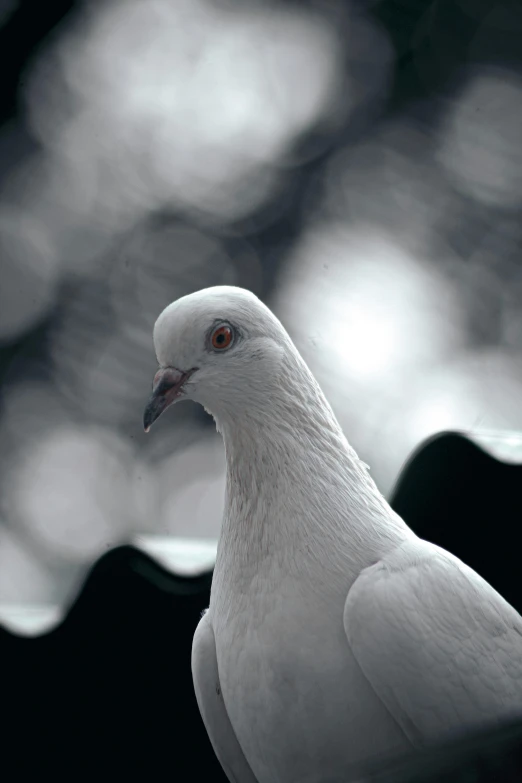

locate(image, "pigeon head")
[[143, 286, 290, 431]]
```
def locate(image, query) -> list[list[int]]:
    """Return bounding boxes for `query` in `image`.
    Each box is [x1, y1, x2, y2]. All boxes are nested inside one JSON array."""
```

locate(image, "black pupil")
[[216, 331, 226, 344]]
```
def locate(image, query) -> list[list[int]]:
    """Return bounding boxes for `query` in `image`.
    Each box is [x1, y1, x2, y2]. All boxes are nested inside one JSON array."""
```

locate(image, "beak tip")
[[143, 407, 155, 433], [143, 400, 162, 432]]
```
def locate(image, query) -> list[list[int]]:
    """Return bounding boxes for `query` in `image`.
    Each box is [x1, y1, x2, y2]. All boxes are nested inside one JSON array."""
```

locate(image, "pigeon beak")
[[143, 367, 196, 432]]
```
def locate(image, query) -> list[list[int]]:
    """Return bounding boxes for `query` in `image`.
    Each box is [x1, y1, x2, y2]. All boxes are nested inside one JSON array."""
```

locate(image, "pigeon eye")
[[211, 324, 234, 351]]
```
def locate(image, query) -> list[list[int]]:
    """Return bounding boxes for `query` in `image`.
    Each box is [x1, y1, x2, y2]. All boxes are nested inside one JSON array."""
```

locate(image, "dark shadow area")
[[1, 546, 224, 780]]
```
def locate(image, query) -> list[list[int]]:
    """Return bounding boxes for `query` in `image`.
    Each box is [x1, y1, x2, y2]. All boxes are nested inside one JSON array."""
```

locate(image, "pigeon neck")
[[215, 354, 408, 583]]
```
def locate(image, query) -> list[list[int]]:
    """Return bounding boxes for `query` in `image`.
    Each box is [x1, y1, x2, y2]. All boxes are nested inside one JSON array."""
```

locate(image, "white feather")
[[149, 286, 522, 783]]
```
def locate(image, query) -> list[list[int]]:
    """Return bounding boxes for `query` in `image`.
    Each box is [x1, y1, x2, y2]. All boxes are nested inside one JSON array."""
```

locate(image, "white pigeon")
[[143, 286, 522, 783]]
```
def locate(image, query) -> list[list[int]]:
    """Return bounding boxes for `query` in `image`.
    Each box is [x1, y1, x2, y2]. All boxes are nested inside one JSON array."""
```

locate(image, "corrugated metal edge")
[[0, 535, 217, 636]]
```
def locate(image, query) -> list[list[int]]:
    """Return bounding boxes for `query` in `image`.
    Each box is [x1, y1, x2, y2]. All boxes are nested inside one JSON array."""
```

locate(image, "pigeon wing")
[[192, 611, 259, 783], [344, 537, 522, 746]]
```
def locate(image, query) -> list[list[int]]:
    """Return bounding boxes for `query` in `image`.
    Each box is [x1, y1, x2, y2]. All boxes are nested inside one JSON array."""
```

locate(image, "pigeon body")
[[144, 286, 522, 783]]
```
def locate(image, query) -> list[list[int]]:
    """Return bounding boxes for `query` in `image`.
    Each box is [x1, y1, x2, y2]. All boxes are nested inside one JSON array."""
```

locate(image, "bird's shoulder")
[[343, 536, 522, 744], [347, 535, 522, 637]]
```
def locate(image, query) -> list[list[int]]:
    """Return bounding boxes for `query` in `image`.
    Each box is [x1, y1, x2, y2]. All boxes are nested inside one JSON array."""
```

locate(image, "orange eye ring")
[[211, 324, 234, 351]]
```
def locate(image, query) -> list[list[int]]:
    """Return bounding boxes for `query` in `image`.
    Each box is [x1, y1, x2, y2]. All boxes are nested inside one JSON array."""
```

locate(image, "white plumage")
[[144, 286, 522, 783]]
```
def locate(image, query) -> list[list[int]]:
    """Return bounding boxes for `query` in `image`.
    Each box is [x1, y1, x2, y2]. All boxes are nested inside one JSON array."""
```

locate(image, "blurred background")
[[0, 0, 522, 609]]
